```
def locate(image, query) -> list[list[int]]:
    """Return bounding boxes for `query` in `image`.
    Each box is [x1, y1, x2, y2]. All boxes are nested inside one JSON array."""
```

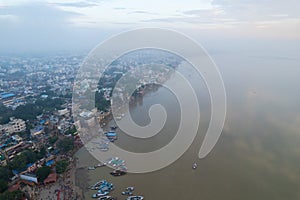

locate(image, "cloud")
[[0, 3, 97, 53], [0, 3, 83, 25], [114, 7, 126, 10], [52, 1, 98, 8], [211, 0, 300, 20], [128, 10, 157, 15], [142, 8, 238, 28]]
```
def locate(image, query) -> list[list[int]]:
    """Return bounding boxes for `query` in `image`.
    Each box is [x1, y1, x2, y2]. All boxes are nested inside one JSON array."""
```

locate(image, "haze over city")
[[0, 1, 300, 200], [0, 0, 299, 54]]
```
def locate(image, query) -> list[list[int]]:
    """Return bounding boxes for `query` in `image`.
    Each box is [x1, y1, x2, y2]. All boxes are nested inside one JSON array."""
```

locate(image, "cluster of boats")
[[89, 180, 115, 199], [88, 162, 107, 170], [87, 157, 127, 177], [97, 126, 118, 152], [107, 157, 128, 172], [121, 187, 144, 200], [89, 179, 144, 200], [121, 187, 134, 196]]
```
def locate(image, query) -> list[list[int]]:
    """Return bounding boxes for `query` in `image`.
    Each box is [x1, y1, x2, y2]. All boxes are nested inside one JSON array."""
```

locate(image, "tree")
[[49, 136, 58, 145], [95, 91, 110, 111], [0, 190, 23, 200], [14, 104, 42, 121], [0, 179, 7, 193], [0, 167, 12, 182], [36, 166, 51, 182], [38, 146, 46, 158], [9, 154, 27, 171], [55, 160, 68, 174], [22, 150, 38, 164], [57, 138, 74, 153], [65, 126, 77, 136]]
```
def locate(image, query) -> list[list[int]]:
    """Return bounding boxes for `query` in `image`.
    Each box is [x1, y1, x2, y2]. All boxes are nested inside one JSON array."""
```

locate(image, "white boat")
[[192, 163, 197, 169], [92, 191, 109, 198], [98, 195, 112, 200], [126, 187, 134, 191], [126, 196, 144, 200]]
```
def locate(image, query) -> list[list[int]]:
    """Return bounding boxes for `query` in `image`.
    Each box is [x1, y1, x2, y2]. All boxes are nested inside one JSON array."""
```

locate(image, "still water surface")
[[76, 53, 300, 200]]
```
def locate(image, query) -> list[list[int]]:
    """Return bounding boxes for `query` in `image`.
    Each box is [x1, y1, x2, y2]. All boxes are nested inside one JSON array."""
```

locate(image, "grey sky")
[[0, 0, 299, 54]]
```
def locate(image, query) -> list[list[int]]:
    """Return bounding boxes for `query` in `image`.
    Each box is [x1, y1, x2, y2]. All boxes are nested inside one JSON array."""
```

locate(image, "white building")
[[19, 173, 38, 183], [0, 118, 26, 134], [57, 108, 69, 116]]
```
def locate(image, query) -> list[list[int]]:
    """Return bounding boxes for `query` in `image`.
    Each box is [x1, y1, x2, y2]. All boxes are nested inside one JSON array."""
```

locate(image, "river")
[[75, 52, 300, 200]]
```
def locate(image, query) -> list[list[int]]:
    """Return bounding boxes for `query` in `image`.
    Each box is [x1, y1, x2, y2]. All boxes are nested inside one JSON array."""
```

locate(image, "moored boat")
[[98, 195, 113, 200], [92, 191, 109, 198], [110, 170, 126, 176], [126, 196, 144, 200]]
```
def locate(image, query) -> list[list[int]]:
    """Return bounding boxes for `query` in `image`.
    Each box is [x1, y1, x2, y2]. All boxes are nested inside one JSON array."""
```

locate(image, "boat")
[[89, 180, 112, 190], [92, 191, 109, 198], [126, 196, 144, 200], [97, 162, 107, 167], [110, 170, 126, 176], [192, 162, 197, 169], [121, 191, 133, 196], [126, 187, 134, 191], [105, 131, 117, 142], [98, 195, 113, 200], [88, 166, 96, 170]]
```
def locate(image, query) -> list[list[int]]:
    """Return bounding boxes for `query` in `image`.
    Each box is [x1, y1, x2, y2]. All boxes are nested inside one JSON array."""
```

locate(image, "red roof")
[[8, 183, 20, 192], [44, 173, 57, 184]]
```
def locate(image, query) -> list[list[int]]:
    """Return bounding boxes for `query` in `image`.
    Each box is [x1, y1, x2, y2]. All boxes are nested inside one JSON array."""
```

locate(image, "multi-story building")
[[0, 118, 26, 134]]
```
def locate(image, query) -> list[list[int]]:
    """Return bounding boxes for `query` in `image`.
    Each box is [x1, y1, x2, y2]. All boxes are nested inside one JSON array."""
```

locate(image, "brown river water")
[[75, 53, 300, 200]]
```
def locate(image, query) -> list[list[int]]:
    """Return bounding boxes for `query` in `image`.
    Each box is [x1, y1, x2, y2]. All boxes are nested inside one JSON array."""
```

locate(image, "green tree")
[[55, 160, 68, 174], [0, 104, 13, 124], [65, 126, 77, 136], [9, 154, 27, 171], [0, 179, 7, 193], [0, 167, 12, 182], [57, 138, 74, 153], [14, 104, 42, 121], [0, 190, 23, 200], [49, 136, 58, 145], [22, 150, 38, 164], [95, 91, 110, 111], [36, 166, 51, 182], [38, 146, 46, 158]]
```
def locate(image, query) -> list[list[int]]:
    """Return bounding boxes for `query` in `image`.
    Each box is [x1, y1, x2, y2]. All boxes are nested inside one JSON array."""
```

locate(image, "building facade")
[[0, 118, 26, 134]]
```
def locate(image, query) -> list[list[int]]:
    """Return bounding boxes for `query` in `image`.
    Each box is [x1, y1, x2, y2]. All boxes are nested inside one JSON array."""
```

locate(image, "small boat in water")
[[92, 191, 109, 198], [192, 162, 197, 169], [98, 195, 113, 200], [110, 170, 126, 176], [126, 196, 144, 200], [121, 191, 133, 196], [126, 187, 134, 191], [97, 162, 107, 167]]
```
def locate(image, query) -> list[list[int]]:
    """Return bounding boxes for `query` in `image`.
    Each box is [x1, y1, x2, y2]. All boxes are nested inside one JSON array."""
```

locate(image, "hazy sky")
[[0, 0, 299, 54]]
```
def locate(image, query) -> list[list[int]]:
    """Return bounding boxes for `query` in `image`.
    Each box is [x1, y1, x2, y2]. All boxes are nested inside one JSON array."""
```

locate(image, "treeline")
[[9, 148, 46, 172], [0, 166, 23, 199], [95, 91, 110, 111], [0, 97, 64, 124]]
